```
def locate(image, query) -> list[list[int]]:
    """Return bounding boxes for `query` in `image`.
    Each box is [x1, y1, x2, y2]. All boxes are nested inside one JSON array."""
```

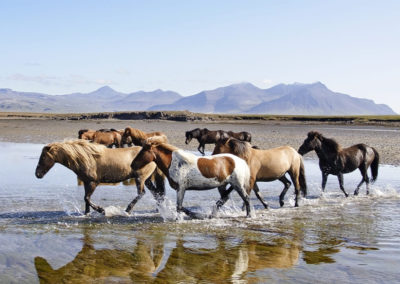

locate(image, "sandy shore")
[[0, 118, 399, 165]]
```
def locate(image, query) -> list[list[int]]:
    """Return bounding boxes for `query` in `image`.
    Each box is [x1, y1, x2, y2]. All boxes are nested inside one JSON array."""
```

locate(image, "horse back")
[[251, 146, 300, 179]]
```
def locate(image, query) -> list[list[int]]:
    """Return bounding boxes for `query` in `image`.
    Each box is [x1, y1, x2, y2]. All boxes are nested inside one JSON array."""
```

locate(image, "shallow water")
[[0, 142, 399, 283]]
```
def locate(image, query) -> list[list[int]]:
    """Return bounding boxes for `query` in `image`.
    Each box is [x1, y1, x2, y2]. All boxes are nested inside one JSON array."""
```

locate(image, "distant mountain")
[[0, 82, 396, 115], [0, 86, 182, 113], [150, 82, 396, 115], [247, 82, 396, 115]]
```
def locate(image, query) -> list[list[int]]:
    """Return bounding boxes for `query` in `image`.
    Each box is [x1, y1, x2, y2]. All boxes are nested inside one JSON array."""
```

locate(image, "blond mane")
[[47, 139, 106, 170], [145, 136, 178, 152], [225, 138, 252, 161]]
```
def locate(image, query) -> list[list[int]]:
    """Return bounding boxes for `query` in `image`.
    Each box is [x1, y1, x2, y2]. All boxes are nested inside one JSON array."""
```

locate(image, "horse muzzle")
[[35, 169, 44, 179]]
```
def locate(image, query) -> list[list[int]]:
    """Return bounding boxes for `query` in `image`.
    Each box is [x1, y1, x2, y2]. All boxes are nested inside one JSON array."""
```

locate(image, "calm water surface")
[[0, 142, 399, 283]]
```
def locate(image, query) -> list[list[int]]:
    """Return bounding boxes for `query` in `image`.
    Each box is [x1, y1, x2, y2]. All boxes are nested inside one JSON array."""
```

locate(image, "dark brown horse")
[[185, 128, 230, 155], [298, 131, 379, 196], [227, 131, 252, 142]]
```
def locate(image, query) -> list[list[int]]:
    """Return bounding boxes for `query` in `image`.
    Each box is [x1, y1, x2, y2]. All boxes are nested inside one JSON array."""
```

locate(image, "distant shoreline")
[[1, 111, 399, 126]]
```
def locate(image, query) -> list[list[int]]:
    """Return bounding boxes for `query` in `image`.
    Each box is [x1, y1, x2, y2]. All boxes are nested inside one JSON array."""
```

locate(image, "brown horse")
[[227, 131, 252, 142], [92, 130, 122, 148], [185, 128, 230, 155], [298, 131, 379, 196], [121, 127, 167, 146], [35, 140, 165, 215], [131, 137, 253, 217], [78, 129, 96, 140], [213, 138, 307, 208]]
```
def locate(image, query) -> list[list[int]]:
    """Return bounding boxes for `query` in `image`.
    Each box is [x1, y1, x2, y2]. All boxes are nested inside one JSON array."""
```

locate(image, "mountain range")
[[0, 82, 396, 115]]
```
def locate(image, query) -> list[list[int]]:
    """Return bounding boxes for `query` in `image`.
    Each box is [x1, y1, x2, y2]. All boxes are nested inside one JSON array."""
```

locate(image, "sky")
[[0, 0, 399, 112]]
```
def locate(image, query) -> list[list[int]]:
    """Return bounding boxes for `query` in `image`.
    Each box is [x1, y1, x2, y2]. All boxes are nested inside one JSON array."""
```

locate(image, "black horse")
[[185, 128, 229, 155], [298, 131, 379, 196]]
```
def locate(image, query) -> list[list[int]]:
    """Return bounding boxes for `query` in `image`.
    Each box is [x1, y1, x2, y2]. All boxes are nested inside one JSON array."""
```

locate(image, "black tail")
[[371, 147, 379, 182], [299, 158, 307, 197]]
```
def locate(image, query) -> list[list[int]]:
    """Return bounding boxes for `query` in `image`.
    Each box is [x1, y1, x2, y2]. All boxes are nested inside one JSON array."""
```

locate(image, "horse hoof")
[[279, 201, 284, 207], [354, 191, 358, 196], [345, 193, 349, 198]]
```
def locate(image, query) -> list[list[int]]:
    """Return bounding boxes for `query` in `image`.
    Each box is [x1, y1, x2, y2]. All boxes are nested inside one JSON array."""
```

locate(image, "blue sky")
[[1, 0, 399, 112]]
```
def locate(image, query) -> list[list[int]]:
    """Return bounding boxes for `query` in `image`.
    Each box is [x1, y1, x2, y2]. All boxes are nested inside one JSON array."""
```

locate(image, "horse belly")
[[169, 163, 222, 190]]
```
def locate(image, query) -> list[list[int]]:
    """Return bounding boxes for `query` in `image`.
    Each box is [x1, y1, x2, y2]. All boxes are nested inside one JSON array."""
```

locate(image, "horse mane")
[[145, 137, 178, 152], [47, 139, 105, 169], [309, 131, 341, 153], [226, 138, 251, 160]]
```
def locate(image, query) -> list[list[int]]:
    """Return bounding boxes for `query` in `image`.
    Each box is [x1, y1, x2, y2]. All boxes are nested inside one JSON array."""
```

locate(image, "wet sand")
[[0, 118, 399, 165]]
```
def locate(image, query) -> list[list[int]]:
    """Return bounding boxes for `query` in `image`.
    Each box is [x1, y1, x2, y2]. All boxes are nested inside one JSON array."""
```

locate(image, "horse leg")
[[321, 172, 328, 192], [198, 142, 205, 155], [234, 186, 251, 217], [83, 181, 103, 214], [354, 166, 369, 195], [125, 183, 146, 213], [216, 185, 234, 209], [279, 176, 292, 207], [337, 173, 349, 197], [253, 183, 269, 209]]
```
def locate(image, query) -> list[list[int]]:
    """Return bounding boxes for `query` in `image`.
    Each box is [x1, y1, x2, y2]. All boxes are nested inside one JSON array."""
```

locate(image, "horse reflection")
[[34, 230, 165, 283], [156, 236, 301, 282]]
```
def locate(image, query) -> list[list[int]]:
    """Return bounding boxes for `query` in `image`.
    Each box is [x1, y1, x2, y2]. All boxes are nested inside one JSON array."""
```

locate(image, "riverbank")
[[0, 118, 399, 165]]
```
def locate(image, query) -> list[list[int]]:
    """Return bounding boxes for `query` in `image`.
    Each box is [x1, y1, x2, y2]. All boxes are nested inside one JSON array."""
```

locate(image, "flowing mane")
[[226, 138, 251, 161], [47, 139, 105, 169]]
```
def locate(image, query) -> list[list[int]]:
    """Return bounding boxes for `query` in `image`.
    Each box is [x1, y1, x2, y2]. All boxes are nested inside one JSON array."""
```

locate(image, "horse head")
[[131, 140, 157, 172], [298, 131, 323, 155], [35, 145, 56, 178]]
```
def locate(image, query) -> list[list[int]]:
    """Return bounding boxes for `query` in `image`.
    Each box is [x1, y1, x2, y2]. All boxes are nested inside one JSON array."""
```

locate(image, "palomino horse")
[[121, 127, 167, 146], [35, 140, 165, 215], [131, 137, 253, 217], [213, 138, 307, 208], [298, 131, 379, 196], [185, 128, 230, 155]]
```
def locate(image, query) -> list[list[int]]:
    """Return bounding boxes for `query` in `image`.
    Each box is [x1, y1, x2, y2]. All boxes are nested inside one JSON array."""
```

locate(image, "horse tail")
[[299, 158, 307, 197], [370, 147, 379, 182]]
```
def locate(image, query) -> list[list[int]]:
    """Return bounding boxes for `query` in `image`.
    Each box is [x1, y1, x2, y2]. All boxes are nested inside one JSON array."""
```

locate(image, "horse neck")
[[317, 140, 339, 161], [52, 149, 80, 172], [153, 146, 173, 177]]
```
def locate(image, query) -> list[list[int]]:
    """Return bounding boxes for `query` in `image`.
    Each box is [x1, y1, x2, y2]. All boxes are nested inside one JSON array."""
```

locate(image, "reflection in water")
[[34, 227, 303, 283]]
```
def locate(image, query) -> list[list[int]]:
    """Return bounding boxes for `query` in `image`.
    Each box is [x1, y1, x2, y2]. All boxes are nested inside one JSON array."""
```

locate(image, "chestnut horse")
[[35, 140, 165, 215], [298, 131, 379, 196], [213, 138, 307, 208], [185, 128, 230, 155], [131, 137, 253, 217], [92, 130, 122, 148], [121, 127, 167, 146]]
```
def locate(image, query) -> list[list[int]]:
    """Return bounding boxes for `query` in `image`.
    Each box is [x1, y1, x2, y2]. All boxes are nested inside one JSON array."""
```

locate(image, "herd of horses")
[[35, 126, 380, 218]]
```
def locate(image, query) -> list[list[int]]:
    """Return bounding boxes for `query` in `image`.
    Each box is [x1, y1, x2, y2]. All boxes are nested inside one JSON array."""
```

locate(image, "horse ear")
[[220, 137, 229, 145]]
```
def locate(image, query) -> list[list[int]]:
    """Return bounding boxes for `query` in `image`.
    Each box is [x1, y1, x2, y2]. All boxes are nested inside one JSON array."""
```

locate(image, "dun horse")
[[298, 131, 379, 196], [131, 137, 253, 217], [121, 127, 167, 146], [213, 138, 307, 208], [35, 140, 165, 215]]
